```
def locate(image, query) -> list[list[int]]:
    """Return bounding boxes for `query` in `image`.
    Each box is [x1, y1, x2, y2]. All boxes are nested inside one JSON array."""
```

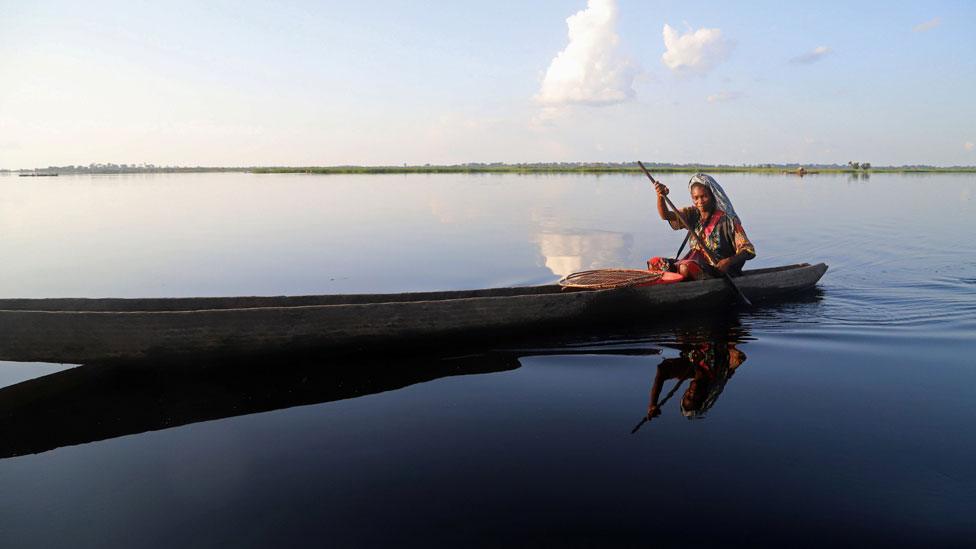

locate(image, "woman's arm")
[[715, 220, 756, 273], [715, 250, 751, 273], [653, 181, 677, 222]]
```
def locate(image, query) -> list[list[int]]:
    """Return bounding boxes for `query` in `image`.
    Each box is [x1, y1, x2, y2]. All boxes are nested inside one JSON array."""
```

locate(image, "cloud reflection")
[[536, 230, 632, 277]]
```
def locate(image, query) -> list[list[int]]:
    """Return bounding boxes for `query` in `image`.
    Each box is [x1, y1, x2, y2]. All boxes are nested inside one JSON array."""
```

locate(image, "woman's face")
[[690, 184, 714, 214]]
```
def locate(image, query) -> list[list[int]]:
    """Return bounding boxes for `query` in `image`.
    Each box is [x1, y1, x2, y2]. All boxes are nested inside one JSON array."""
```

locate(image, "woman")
[[648, 173, 755, 280]]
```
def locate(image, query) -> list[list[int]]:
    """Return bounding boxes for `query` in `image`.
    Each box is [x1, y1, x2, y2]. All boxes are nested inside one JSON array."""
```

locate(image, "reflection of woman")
[[648, 174, 756, 281], [646, 342, 746, 421]]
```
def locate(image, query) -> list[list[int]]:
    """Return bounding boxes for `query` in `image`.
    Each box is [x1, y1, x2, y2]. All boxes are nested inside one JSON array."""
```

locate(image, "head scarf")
[[688, 173, 739, 225]]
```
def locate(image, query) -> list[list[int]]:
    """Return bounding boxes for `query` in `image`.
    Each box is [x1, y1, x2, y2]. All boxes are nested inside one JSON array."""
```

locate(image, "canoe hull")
[[0, 263, 827, 364]]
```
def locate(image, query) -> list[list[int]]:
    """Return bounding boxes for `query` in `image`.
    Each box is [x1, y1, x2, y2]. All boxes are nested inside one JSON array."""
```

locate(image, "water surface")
[[0, 172, 974, 547]]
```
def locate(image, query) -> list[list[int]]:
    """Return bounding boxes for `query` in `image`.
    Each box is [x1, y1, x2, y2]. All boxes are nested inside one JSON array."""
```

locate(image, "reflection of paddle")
[[637, 161, 752, 307], [630, 378, 685, 434]]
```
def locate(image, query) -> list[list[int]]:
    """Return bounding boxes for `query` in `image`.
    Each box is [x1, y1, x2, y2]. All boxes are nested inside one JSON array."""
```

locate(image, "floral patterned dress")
[[649, 208, 755, 277]]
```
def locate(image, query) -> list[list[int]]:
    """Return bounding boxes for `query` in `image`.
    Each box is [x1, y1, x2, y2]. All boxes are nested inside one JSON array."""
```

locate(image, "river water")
[[0, 172, 974, 547]]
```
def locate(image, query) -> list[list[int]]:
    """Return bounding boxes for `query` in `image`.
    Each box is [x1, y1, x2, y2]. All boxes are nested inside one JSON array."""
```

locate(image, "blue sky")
[[1, 0, 973, 167]]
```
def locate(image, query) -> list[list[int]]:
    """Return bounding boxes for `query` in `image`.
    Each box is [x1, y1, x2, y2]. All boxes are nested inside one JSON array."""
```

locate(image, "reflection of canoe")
[[0, 344, 670, 459], [0, 263, 827, 364], [0, 353, 521, 459]]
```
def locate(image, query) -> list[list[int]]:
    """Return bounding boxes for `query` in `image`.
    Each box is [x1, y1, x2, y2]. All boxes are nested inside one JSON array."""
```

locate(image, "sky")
[[1, 0, 974, 168]]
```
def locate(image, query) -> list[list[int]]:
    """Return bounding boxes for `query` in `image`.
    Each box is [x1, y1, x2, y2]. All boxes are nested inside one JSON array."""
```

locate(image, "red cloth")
[[647, 255, 703, 279]]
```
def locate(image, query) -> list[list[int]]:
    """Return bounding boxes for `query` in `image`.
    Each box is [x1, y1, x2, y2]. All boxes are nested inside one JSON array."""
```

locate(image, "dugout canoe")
[[0, 262, 827, 365]]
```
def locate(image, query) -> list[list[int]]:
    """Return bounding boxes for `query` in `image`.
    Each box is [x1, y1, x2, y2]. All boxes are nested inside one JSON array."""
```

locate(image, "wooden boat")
[[0, 263, 827, 365], [782, 168, 819, 176]]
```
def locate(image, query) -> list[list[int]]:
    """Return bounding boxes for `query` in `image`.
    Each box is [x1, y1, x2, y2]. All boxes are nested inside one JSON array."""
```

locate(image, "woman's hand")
[[653, 181, 675, 222], [716, 253, 748, 273]]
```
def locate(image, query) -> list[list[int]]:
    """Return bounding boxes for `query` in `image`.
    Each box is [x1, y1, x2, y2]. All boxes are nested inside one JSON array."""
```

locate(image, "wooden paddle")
[[637, 161, 752, 307]]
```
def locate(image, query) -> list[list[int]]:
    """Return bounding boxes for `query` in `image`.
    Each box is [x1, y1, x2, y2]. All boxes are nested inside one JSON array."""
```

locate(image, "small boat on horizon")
[[783, 167, 818, 175]]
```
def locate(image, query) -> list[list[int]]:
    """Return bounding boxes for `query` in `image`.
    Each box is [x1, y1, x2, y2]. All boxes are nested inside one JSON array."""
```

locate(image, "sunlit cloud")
[[661, 24, 731, 73], [913, 17, 942, 33], [965, 142, 975, 151], [790, 46, 832, 65], [706, 91, 741, 103], [536, 0, 636, 107]]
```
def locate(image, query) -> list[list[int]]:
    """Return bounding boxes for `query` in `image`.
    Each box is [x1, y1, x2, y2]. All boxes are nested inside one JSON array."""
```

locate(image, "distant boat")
[[783, 167, 817, 176]]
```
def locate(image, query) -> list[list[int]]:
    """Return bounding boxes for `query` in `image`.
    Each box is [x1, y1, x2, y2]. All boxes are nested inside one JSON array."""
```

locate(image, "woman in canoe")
[[649, 173, 755, 280]]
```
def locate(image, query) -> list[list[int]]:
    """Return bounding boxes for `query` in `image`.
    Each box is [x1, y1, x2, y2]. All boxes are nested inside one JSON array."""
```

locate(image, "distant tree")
[[848, 161, 860, 170], [861, 162, 871, 170]]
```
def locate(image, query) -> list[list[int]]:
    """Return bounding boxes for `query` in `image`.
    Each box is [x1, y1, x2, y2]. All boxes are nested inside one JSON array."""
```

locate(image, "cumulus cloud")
[[965, 142, 975, 151], [536, 0, 636, 107], [706, 91, 741, 103], [790, 46, 832, 65], [913, 17, 942, 33], [661, 24, 731, 73]]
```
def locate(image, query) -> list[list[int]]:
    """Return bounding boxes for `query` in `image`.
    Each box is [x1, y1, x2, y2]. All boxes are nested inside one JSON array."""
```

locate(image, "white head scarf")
[[688, 173, 739, 225]]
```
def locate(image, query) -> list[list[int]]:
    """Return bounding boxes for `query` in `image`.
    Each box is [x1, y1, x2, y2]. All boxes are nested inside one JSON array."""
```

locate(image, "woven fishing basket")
[[558, 269, 663, 290]]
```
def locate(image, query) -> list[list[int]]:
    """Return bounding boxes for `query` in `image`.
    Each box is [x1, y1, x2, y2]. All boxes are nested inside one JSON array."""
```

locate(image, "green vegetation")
[[9, 164, 246, 175], [249, 162, 976, 175], [848, 161, 872, 171], [5, 162, 975, 175]]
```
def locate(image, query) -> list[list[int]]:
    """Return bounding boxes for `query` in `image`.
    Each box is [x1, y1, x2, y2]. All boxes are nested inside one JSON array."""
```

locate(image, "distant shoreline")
[[248, 165, 976, 175], [3, 163, 974, 175]]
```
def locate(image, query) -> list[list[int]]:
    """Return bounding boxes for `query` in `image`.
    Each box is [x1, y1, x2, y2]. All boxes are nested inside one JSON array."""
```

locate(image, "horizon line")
[[4, 161, 976, 172]]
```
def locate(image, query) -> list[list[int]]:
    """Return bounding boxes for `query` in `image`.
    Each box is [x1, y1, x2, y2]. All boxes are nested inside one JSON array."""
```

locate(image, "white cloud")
[[790, 46, 832, 65], [536, 0, 636, 107], [965, 142, 975, 151], [706, 91, 741, 103], [661, 24, 731, 73], [913, 17, 942, 33]]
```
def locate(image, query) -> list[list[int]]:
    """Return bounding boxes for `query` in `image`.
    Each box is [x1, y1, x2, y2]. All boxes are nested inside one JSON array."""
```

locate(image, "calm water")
[[1, 172, 974, 547]]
